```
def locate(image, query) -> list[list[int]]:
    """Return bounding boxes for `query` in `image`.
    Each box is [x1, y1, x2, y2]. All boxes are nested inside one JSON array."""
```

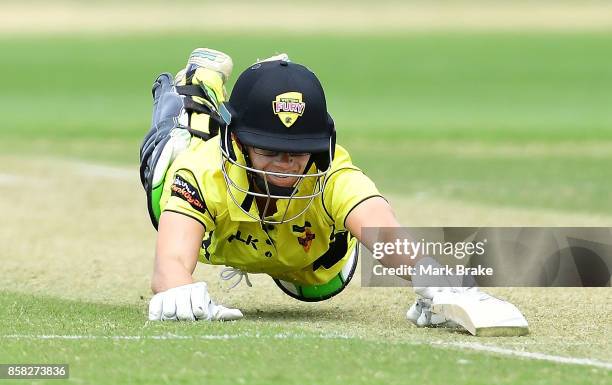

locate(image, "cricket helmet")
[[219, 59, 336, 224]]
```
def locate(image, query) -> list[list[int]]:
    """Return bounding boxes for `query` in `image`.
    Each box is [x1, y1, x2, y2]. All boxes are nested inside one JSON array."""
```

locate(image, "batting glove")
[[406, 256, 473, 327], [407, 287, 491, 327], [148, 282, 243, 321], [407, 289, 459, 328]]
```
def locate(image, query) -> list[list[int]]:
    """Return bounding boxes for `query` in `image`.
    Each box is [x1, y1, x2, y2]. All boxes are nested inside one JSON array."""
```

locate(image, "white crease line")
[[0, 333, 351, 341], [2, 334, 611, 370], [438, 342, 612, 370]]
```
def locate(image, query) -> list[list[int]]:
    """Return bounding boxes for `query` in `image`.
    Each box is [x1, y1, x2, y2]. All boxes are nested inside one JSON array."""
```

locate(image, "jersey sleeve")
[[322, 146, 383, 231], [161, 168, 216, 231]]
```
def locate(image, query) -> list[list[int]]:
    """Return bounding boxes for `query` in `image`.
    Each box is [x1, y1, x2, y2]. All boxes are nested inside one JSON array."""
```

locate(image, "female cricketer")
[[140, 49, 528, 335]]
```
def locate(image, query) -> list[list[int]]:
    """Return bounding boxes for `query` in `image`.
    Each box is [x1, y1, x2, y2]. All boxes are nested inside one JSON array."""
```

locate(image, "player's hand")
[[148, 282, 243, 321], [406, 287, 459, 328], [406, 256, 469, 327], [408, 286, 529, 336], [407, 287, 503, 328]]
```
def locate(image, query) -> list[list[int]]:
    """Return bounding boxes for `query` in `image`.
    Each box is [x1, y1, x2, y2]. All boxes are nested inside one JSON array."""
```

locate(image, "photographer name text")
[[373, 264, 493, 277]]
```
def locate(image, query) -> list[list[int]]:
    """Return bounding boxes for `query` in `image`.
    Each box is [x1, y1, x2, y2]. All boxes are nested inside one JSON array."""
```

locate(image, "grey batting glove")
[[407, 287, 460, 328], [406, 256, 472, 327], [148, 282, 243, 321]]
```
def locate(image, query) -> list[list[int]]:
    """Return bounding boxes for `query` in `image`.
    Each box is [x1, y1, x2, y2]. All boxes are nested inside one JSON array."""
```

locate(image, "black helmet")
[[219, 59, 336, 224], [223, 59, 335, 168]]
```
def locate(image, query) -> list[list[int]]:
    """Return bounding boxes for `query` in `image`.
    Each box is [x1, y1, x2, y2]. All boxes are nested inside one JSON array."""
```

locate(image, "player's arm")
[[149, 210, 242, 322], [151, 211, 204, 293], [152, 165, 215, 293], [345, 196, 399, 239], [344, 186, 529, 335], [345, 196, 420, 275], [322, 154, 415, 272], [149, 168, 243, 321]]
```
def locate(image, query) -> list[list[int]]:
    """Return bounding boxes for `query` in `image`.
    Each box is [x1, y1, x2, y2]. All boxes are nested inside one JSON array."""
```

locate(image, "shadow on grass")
[[241, 305, 364, 323]]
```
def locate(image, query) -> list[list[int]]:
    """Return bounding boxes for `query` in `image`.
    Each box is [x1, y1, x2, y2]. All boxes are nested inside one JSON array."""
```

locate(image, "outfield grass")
[[1, 32, 612, 215], [1, 292, 608, 385], [2, 32, 612, 142], [1, 30, 611, 384]]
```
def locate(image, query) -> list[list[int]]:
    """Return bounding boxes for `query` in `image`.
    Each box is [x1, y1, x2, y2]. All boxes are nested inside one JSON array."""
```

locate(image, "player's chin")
[[266, 175, 299, 187]]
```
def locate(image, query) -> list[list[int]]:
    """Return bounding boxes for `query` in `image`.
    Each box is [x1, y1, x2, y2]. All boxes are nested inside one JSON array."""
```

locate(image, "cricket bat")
[[430, 290, 529, 337]]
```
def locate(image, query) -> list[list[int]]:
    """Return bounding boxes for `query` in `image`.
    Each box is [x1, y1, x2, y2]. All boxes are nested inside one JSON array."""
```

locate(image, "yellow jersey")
[[160, 137, 382, 284]]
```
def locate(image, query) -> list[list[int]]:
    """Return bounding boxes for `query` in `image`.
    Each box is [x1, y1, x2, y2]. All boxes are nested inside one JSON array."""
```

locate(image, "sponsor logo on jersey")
[[171, 174, 207, 214], [228, 230, 259, 251], [298, 229, 316, 252], [272, 92, 306, 128], [293, 221, 315, 252]]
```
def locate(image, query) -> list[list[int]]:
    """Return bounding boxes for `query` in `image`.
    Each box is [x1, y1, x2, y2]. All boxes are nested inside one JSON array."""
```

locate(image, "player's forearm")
[[153, 212, 204, 293], [372, 227, 421, 280], [151, 257, 194, 293], [345, 198, 418, 279]]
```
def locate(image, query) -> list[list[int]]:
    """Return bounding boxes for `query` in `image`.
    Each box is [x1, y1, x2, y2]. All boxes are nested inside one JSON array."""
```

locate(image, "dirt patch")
[[0, 157, 154, 305], [1, 154, 610, 304], [1, 155, 611, 361], [0, 157, 612, 303], [2, 2, 612, 35]]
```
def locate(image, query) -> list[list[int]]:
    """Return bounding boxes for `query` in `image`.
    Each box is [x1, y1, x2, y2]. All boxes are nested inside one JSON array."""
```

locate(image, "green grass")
[[1, 31, 611, 385], [350, 139, 612, 214], [1, 291, 608, 385], [1, 28, 612, 385], [2, 32, 612, 141], [2, 32, 612, 209]]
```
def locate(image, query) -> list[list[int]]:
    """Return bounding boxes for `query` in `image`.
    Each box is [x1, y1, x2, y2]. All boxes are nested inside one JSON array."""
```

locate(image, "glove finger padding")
[[208, 303, 243, 321], [161, 292, 178, 321], [148, 293, 164, 321], [190, 282, 209, 320], [407, 298, 433, 327], [407, 297, 458, 328], [175, 287, 196, 321], [417, 307, 432, 327], [406, 299, 423, 324]]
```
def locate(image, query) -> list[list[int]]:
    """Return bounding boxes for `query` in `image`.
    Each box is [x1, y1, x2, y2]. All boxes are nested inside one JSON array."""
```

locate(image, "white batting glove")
[[407, 256, 470, 328], [148, 282, 243, 321], [406, 287, 460, 328]]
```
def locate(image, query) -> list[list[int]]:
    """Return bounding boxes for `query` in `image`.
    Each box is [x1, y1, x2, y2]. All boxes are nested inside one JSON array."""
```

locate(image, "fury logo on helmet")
[[272, 92, 306, 127]]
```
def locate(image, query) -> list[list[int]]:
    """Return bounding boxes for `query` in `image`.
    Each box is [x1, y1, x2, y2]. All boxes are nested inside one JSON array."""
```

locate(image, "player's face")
[[246, 146, 311, 187]]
